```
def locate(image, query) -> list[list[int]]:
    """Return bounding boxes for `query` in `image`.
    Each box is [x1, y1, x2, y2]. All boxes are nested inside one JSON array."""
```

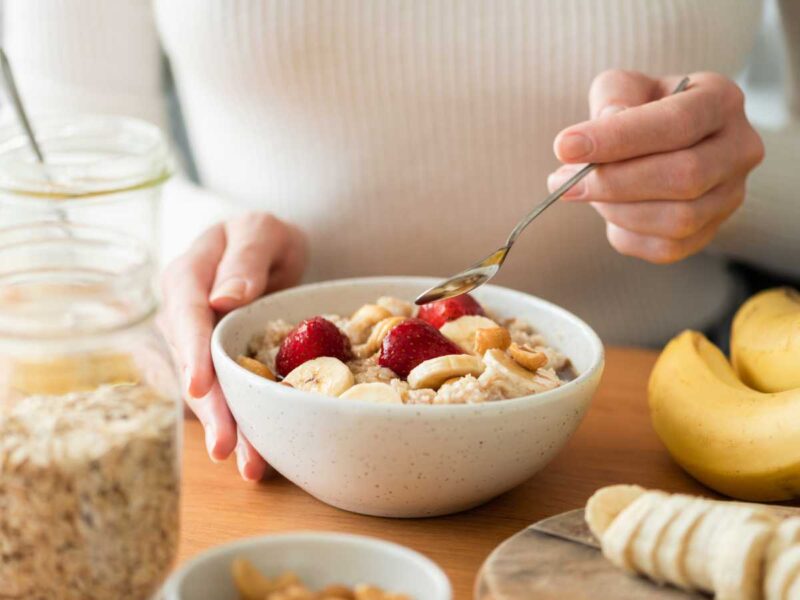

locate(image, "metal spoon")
[[415, 76, 691, 306], [0, 48, 47, 165]]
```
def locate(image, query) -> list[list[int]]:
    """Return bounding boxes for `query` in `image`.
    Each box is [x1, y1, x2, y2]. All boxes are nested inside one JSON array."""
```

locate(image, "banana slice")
[[407, 354, 484, 389], [481, 348, 541, 392], [784, 567, 800, 600], [283, 357, 354, 396], [585, 484, 646, 540], [236, 355, 276, 381], [686, 504, 776, 592], [766, 518, 800, 598], [631, 494, 692, 581], [655, 498, 710, 589], [439, 315, 500, 352], [340, 382, 403, 404], [376, 296, 415, 317], [353, 316, 406, 358], [765, 541, 800, 600], [712, 520, 775, 600], [345, 304, 393, 343], [602, 491, 667, 572]]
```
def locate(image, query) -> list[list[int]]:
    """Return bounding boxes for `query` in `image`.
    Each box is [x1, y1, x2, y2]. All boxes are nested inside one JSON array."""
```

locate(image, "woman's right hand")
[[159, 212, 307, 480]]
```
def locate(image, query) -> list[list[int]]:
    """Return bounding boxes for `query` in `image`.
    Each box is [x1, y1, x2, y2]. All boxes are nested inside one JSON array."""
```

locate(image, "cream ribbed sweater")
[[3, 0, 799, 345]]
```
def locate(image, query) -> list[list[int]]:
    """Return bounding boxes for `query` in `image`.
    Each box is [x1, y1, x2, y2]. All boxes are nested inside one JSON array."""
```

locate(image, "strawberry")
[[378, 318, 464, 378], [416, 294, 486, 329], [275, 316, 353, 377]]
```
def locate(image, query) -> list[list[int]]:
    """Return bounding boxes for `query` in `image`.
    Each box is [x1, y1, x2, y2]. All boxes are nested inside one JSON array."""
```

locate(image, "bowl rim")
[[211, 276, 605, 414], [161, 530, 453, 599]]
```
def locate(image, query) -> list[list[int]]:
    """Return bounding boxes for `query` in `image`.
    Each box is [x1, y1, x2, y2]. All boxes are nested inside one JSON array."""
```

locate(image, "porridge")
[[0, 383, 179, 600], [240, 293, 573, 405]]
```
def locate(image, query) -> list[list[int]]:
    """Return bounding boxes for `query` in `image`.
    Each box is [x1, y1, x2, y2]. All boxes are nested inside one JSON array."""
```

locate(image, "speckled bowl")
[[160, 532, 451, 600], [211, 277, 604, 517]]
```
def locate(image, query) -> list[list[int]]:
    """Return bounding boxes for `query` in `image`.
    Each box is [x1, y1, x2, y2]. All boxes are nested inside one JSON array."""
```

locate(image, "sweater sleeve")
[[712, 0, 800, 278], [0, 0, 242, 264]]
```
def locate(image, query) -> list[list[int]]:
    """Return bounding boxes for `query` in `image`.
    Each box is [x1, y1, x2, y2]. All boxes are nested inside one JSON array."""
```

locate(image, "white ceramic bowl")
[[212, 277, 604, 517], [161, 532, 451, 600]]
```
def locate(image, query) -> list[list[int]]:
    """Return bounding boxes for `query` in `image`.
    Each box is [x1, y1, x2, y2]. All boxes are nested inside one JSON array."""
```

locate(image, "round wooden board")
[[475, 526, 705, 600]]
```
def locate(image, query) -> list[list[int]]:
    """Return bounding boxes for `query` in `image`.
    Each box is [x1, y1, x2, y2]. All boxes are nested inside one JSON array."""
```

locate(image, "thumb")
[[208, 213, 289, 313], [554, 69, 658, 163]]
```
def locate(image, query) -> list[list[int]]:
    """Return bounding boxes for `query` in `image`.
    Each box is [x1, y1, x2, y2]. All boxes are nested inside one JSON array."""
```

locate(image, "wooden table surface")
[[177, 346, 710, 599]]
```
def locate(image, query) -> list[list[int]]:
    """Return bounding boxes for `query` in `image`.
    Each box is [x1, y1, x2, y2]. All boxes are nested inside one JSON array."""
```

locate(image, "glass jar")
[[0, 114, 172, 253], [0, 223, 181, 600]]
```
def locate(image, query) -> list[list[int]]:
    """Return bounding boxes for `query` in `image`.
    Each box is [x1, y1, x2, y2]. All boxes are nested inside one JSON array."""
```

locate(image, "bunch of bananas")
[[649, 288, 800, 502]]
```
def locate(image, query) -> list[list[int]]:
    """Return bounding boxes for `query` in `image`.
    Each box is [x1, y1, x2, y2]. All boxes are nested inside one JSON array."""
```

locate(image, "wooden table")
[[177, 347, 709, 599]]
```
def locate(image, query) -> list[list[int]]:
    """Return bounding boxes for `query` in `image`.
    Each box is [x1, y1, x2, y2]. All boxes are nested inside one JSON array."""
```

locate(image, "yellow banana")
[[648, 330, 800, 502], [731, 287, 800, 393]]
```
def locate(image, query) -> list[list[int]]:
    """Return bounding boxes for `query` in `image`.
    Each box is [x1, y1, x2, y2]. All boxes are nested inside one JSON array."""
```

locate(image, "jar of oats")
[[0, 223, 181, 600], [0, 114, 172, 254]]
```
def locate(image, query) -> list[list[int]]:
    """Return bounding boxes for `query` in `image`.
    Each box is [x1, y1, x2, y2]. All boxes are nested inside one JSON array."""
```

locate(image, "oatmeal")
[[0, 384, 179, 600], [241, 293, 573, 405]]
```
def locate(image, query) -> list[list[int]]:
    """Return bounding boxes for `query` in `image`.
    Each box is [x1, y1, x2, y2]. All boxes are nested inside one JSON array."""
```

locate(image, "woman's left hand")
[[549, 70, 765, 264]]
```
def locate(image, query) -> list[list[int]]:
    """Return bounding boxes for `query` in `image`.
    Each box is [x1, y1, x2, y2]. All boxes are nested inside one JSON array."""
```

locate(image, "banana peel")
[[649, 330, 800, 501], [732, 287, 800, 393]]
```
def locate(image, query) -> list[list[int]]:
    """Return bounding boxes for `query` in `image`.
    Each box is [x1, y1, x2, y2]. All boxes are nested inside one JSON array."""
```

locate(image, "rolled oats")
[[0, 384, 179, 600]]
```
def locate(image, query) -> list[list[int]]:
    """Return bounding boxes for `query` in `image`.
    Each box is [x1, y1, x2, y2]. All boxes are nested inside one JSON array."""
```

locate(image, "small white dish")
[[160, 531, 451, 600], [211, 277, 604, 517]]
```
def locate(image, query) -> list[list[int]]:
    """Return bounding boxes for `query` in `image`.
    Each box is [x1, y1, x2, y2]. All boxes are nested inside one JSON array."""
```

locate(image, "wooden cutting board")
[[475, 506, 800, 600]]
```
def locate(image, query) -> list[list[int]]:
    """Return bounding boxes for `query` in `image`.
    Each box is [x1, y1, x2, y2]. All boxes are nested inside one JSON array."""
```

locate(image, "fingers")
[[209, 213, 295, 313], [265, 223, 308, 293], [605, 217, 724, 264], [186, 381, 238, 462], [588, 69, 658, 119], [590, 179, 745, 241], [555, 72, 733, 164], [547, 127, 745, 203], [235, 429, 271, 482], [161, 224, 226, 399]]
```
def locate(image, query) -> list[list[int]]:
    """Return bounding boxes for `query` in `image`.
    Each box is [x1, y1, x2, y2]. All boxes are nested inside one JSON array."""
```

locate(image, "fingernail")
[[210, 277, 247, 304], [548, 171, 587, 199], [599, 104, 626, 118], [236, 442, 257, 481], [183, 366, 193, 398], [558, 133, 594, 161], [204, 423, 222, 463]]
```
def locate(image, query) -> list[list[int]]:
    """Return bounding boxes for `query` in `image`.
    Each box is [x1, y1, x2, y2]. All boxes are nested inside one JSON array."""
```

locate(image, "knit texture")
[[4, 0, 798, 345]]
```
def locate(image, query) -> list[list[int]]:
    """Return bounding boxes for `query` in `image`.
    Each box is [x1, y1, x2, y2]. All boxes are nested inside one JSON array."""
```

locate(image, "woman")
[[5, 0, 798, 481]]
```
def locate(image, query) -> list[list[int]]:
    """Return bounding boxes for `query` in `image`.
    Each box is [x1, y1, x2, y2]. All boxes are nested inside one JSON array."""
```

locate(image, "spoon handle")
[[0, 47, 46, 164], [505, 76, 691, 248]]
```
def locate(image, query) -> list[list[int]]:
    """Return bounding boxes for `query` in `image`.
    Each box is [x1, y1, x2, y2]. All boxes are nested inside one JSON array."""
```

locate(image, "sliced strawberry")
[[416, 294, 486, 329], [378, 318, 464, 378], [275, 316, 353, 377]]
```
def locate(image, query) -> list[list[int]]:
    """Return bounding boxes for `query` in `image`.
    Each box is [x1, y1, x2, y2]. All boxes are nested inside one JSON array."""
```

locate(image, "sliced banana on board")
[[765, 543, 800, 600], [602, 491, 667, 573], [585, 484, 646, 540], [439, 315, 500, 353], [654, 498, 710, 589], [407, 354, 484, 389], [712, 520, 775, 600], [631, 494, 692, 581], [282, 356, 354, 396], [339, 382, 403, 404]]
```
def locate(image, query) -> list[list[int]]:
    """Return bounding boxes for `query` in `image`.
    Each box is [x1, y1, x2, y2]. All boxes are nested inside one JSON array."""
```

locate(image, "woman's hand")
[[159, 213, 307, 480], [549, 70, 765, 263]]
